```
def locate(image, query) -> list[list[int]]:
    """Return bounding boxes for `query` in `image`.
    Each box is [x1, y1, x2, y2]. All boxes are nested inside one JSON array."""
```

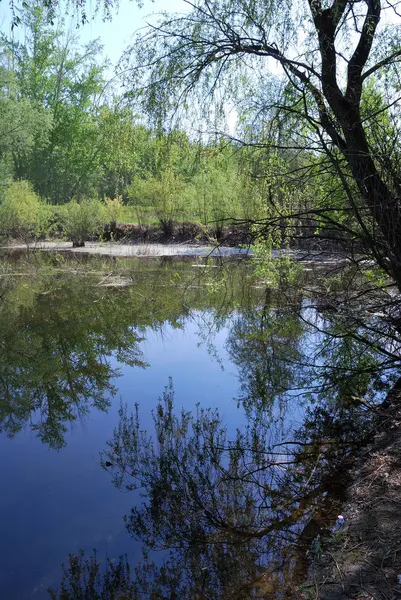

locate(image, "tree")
[[116, 0, 401, 289], [7, 0, 401, 288], [6, 0, 116, 28], [1, 5, 109, 203], [0, 52, 51, 194]]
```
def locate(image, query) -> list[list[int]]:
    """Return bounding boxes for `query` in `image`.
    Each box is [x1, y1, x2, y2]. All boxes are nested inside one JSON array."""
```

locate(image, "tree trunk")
[[334, 104, 401, 289]]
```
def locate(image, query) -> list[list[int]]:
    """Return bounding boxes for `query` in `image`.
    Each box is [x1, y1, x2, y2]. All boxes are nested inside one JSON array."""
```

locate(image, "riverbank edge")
[[299, 380, 401, 600], [105, 220, 253, 246], [1, 219, 357, 254], [105, 220, 352, 252], [0, 239, 255, 258]]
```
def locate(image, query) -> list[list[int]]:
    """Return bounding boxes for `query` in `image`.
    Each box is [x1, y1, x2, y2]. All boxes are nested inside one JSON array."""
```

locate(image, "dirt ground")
[[301, 382, 401, 600]]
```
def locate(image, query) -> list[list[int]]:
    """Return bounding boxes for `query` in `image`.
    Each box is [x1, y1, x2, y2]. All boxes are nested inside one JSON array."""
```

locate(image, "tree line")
[[0, 5, 303, 243], [3, 0, 401, 286]]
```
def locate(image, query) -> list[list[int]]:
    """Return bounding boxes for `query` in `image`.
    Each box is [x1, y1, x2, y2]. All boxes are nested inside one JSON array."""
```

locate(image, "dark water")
[[0, 253, 398, 599]]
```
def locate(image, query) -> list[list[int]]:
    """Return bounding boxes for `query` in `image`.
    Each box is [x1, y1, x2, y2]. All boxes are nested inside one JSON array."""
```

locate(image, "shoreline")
[[300, 380, 401, 599], [0, 240, 252, 258], [0, 240, 351, 264]]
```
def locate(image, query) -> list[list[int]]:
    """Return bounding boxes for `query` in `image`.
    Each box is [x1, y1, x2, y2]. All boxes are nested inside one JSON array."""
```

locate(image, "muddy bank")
[[105, 220, 353, 252], [103, 221, 356, 252], [0, 220, 356, 259], [301, 381, 401, 600], [105, 220, 252, 246]]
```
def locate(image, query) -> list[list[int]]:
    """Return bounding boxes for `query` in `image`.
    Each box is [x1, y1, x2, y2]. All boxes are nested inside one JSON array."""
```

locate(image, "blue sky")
[[0, 0, 187, 71], [77, 0, 187, 67]]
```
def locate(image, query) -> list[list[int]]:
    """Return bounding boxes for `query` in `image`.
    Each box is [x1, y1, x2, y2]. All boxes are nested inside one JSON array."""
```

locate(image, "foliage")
[[0, 4, 328, 244], [0, 6, 108, 203], [0, 5, 285, 233], [116, 0, 401, 288], [128, 168, 186, 230], [3, 1, 401, 287], [105, 195, 123, 224], [60, 200, 108, 246], [0, 180, 52, 242]]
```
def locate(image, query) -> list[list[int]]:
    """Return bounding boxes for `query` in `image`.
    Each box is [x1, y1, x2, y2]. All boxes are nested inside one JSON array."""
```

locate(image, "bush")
[[0, 181, 52, 243], [105, 196, 123, 225], [60, 200, 108, 247]]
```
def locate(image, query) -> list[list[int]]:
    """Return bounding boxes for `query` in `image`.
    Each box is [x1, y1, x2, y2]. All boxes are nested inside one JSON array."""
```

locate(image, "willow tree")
[[8, 0, 401, 285], [111, 0, 401, 287]]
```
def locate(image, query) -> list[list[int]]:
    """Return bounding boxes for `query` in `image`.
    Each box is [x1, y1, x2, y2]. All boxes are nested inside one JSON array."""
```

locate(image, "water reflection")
[[0, 271, 147, 449], [227, 299, 304, 414], [1, 253, 400, 598], [50, 266, 401, 599], [50, 380, 372, 599], [0, 255, 256, 450]]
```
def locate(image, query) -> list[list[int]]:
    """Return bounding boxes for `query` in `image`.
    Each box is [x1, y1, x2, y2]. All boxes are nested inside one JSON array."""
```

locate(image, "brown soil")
[[104, 220, 253, 246], [104, 221, 361, 252], [301, 381, 401, 600]]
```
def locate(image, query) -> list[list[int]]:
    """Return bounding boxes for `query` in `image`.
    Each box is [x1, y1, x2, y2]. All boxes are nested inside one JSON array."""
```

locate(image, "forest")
[[1, 2, 383, 256], [0, 5, 287, 245], [2, 0, 401, 277], [1, 0, 400, 289]]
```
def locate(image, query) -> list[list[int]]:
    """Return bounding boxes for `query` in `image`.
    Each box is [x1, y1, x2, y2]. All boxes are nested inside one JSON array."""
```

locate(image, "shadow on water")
[[0, 252, 400, 598]]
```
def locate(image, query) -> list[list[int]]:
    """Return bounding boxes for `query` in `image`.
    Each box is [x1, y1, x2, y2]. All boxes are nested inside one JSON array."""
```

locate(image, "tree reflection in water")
[[0, 254, 256, 450], [49, 381, 374, 599], [0, 271, 148, 449], [49, 262, 401, 599]]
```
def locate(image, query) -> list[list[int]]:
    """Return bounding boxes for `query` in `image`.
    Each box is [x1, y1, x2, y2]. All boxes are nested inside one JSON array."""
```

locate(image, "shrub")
[[60, 200, 108, 247], [0, 181, 52, 243], [105, 196, 123, 225]]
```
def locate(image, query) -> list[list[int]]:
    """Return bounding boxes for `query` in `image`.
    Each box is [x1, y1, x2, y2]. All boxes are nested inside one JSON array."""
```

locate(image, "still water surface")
[[0, 253, 394, 599], [0, 323, 239, 598], [0, 255, 258, 598]]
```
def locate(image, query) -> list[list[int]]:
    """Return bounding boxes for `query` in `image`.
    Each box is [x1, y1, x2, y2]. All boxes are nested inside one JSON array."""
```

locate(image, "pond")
[[0, 252, 398, 599]]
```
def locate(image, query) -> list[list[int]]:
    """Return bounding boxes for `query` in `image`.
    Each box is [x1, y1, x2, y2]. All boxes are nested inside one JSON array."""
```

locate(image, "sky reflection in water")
[[0, 254, 395, 599]]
